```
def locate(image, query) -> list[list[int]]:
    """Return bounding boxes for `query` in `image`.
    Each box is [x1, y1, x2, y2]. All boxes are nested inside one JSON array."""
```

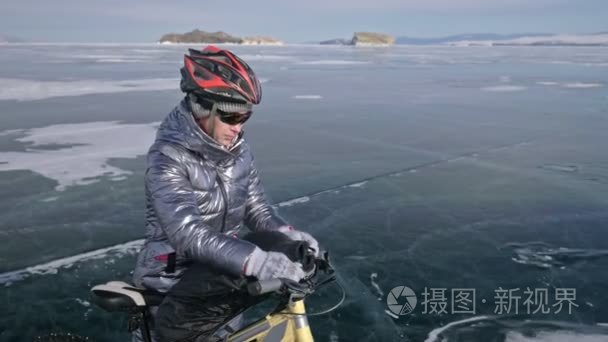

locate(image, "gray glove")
[[243, 247, 306, 282], [278, 226, 320, 257]]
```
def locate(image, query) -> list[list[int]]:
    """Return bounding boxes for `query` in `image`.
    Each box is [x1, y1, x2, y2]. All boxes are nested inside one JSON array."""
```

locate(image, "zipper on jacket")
[[215, 173, 228, 232]]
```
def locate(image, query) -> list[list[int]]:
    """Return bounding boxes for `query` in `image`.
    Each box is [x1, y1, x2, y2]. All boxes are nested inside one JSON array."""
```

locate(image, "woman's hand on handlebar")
[[243, 247, 306, 283]]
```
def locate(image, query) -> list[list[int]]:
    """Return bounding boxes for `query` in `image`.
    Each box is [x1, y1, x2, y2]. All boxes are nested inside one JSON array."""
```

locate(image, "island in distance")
[[159, 29, 396, 46], [159, 29, 283, 45], [320, 32, 608, 46], [320, 32, 396, 46]]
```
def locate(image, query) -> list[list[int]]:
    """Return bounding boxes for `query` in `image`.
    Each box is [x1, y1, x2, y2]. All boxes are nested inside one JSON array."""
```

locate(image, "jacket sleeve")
[[244, 156, 289, 232], [146, 145, 257, 276]]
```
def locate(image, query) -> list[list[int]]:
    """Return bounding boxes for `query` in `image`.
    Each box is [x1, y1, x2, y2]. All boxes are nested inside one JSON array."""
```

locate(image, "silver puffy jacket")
[[133, 99, 288, 292]]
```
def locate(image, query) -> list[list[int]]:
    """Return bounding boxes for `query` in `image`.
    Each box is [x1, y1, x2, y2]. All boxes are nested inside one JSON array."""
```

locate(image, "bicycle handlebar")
[[247, 278, 283, 296], [246, 250, 335, 297]]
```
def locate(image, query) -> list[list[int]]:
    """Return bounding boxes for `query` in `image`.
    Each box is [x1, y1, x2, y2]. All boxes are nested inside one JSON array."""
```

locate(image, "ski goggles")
[[217, 109, 252, 125]]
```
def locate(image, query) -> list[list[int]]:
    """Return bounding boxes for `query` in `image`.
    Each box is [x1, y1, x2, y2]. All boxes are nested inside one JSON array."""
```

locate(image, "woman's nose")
[[230, 123, 242, 133]]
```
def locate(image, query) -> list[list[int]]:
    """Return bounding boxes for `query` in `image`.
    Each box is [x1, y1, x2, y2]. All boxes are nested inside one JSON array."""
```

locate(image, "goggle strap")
[[208, 102, 218, 136], [210, 102, 218, 117]]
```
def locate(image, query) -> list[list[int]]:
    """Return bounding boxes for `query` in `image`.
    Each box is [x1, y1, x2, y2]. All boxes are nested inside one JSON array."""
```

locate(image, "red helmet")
[[180, 45, 262, 105]]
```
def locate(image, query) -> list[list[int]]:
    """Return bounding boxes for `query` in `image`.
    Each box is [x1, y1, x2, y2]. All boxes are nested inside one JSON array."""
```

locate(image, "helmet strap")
[[208, 102, 218, 137]]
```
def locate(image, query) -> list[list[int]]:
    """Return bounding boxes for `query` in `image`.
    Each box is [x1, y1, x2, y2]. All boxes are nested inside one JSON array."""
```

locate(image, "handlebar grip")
[[247, 278, 283, 296]]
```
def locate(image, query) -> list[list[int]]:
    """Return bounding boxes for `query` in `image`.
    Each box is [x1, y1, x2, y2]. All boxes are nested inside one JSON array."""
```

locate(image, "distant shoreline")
[[3, 42, 608, 48], [5, 31, 608, 47]]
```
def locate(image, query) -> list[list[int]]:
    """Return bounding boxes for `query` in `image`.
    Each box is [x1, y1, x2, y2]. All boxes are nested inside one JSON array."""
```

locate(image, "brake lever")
[[315, 250, 334, 274], [282, 279, 311, 294]]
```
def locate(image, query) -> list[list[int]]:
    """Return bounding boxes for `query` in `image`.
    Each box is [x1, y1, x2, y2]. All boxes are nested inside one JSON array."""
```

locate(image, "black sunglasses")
[[217, 110, 252, 125]]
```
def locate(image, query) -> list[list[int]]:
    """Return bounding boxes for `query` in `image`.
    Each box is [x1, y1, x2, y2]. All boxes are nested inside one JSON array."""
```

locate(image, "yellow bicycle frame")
[[227, 300, 313, 342]]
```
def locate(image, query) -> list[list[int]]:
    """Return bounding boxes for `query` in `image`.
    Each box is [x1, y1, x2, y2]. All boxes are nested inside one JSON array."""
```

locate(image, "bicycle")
[[84, 251, 340, 342]]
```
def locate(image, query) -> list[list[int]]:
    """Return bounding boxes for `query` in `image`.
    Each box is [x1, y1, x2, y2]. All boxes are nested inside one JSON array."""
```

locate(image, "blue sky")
[[1, 0, 606, 42]]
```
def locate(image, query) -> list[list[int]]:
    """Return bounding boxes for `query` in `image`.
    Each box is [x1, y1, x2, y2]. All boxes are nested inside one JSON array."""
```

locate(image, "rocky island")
[[319, 32, 395, 46], [350, 32, 395, 46], [159, 29, 283, 45]]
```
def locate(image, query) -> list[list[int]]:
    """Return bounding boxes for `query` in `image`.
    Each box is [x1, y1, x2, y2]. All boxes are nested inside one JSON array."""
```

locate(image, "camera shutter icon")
[[387, 286, 417, 315]]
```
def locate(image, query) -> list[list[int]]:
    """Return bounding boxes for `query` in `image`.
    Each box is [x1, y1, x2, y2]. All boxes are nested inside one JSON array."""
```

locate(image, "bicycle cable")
[[279, 280, 346, 317]]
